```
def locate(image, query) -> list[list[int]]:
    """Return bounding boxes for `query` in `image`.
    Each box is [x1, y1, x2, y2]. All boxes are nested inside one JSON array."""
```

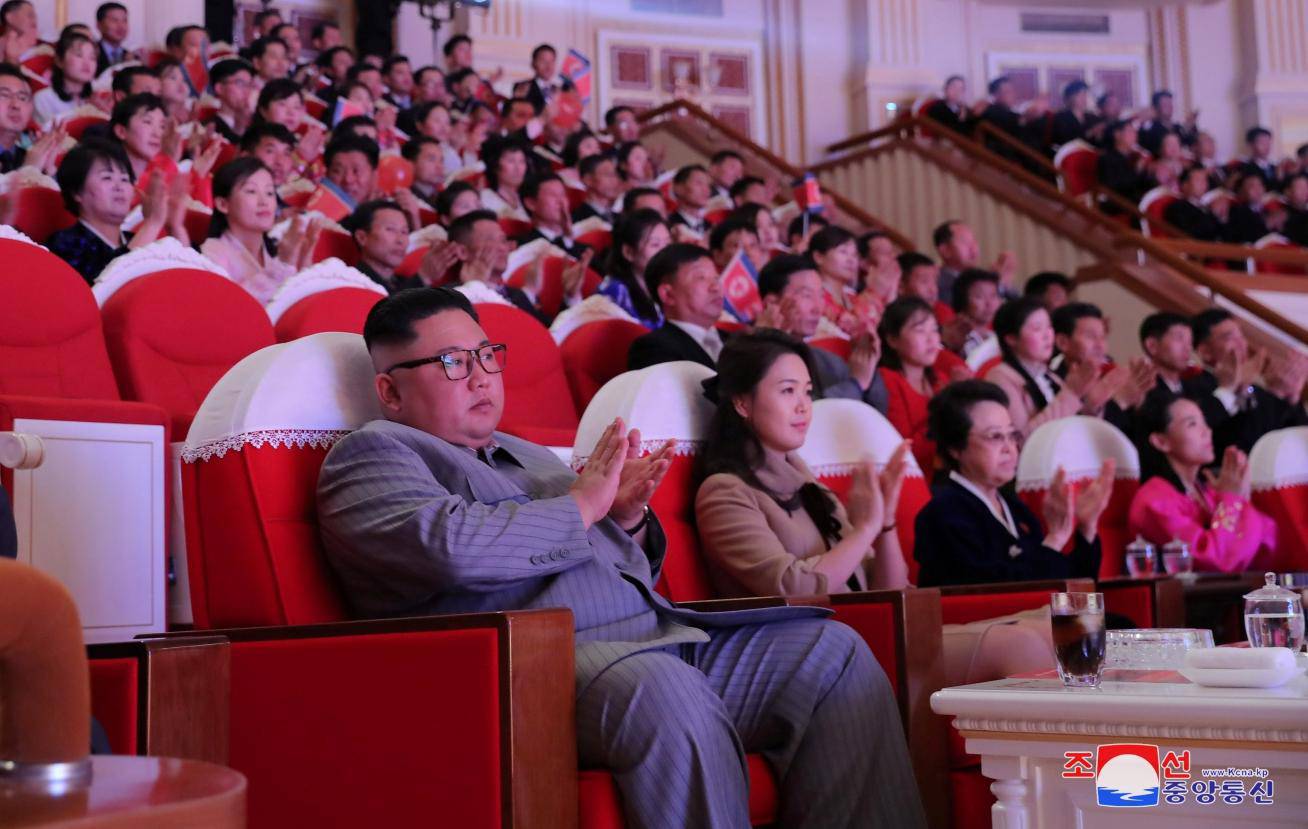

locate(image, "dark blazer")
[[1051, 109, 1099, 147], [95, 40, 128, 76], [501, 283, 552, 326], [914, 476, 1102, 587], [204, 113, 243, 145], [1283, 206, 1308, 246], [925, 100, 972, 136], [512, 227, 590, 259], [512, 76, 576, 115], [1163, 199, 1223, 242], [356, 262, 423, 295], [1222, 204, 1269, 244], [47, 222, 131, 285], [1097, 148, 1149, 204], [1184, 370, 1308, 455], [1239, 159, 1282, 192], [628, 323, 715, 371], [0, 482, 15, 559], [572, 201, 616, 226], [1138, 120, 1197, 156]]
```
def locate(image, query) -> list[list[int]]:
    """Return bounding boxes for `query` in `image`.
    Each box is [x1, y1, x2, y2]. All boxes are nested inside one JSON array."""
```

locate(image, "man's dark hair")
[[1190, 308, 1233, 347], [987, 76, 1010, 97], [111, 65, 156, 97], [927, 380, 1011, 470], [520, 171, 563, 203], [932, 219, 961, 249], [530, 43, 555, 62], [1297, 142, 1308, 160], [400, 134, 440, 163], [0, 62, 21, 84], [951, 268, 999, 313], [1107, 119, 1135, 143], [1139, 311, 1189, 346], [256, 77, 301, 114], [56, 138, 133, 214], [786, 213, 829, 243], [943, 74, 964, 89], [435, 180, 477, 219], [272, 22, 297, 42], [604, 105, 634, 130], [1024, 271, 1072, 300], [315, 45, 353, 71], [382, 54, 410, 74], [673, 164, 708, 186], [363, 288, 477, 354], [1051, 301, 1103, 337], [344, 198, 408, 235], [346, 62, 381, 83], [623, 186, 662, 211], [729, 175, 764, 202], [757, 253, 817, 299], [707, 215, 758, 253], [252, 9, 281, 29], [240, 121, 296, 152], [210, 57, 255, 87], [447, 209, 498, 246], [324, 134, 380, 169], [110, 92, 163, 129], [1063, 79, 1089, 101], [644, 243, 712, 304], [855, 230, 890, 260], [247, 36, 288, 62], [500, 96, 534, 118], [710, 149, 744, 167], [577, 151, 614, 180], [1151, 89, 1173, 108], [896, 251, 935, 279], [311, 21, 338, 42], [445, 67, 477, 90], [96, 2, 126, 21], [333, 114, 378, 140], [442, 34, 471, 58], [1246, 126, 1272, 144], [164, 25, 203, 50]]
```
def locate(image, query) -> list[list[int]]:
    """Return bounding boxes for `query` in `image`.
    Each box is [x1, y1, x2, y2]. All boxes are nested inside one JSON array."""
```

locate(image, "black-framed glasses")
[[385, 343, 507, 380]]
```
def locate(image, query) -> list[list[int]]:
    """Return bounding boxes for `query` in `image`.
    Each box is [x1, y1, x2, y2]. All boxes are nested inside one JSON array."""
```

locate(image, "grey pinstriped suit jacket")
[[316, 419, 826, 689]]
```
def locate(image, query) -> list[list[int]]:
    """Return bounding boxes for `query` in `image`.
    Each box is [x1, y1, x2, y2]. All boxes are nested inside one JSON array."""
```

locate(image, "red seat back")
[[507, 255, 603, 319], [475, 303, 579, 446], [810, 336, 851, 361], [10, 187, 76, 243], [310, 227, 360, 266], [0, 240, 121, 400], [181, 333, 383, 628], [274, 287, 383, 342], [1054, 140, 1100, 199], [100, 269, 277, 435], [559, 319, 648, 413]]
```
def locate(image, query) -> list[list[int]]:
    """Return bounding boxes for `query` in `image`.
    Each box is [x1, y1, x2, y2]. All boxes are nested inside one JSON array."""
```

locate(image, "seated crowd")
[[923, 73, 1308, 247], [4, 3, 1306, 825]]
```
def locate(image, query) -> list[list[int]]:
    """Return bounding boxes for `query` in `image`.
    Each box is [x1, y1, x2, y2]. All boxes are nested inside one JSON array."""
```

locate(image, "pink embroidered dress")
[[1127, 476, 1278, 573]]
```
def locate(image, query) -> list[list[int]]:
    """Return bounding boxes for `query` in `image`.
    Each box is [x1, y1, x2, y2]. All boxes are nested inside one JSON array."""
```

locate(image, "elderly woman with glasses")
[[912, 380, 1116, 685], [914, 379, 1113, 588]]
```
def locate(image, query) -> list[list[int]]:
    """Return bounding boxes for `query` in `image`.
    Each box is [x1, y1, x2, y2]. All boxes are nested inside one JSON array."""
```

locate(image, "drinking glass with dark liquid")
[[1050, 592, 1107, 687]]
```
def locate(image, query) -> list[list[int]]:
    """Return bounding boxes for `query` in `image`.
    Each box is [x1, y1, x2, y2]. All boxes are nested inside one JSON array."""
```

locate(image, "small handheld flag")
[[330, 97, 367, 127], [720, 249, 762, 323], [792, 172, 823, 214], [304, 179, 353, 222], [560, 49, 592, 105]]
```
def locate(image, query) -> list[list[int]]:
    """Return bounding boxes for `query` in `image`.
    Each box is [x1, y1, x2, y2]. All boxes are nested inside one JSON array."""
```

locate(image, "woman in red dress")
[[878, 297, 949, 477]]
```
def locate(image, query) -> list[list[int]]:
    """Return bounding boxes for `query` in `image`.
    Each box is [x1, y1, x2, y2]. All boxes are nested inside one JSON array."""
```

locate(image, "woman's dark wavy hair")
[[51, 30, 94, 103], [693, 330, 844, 547], [207, 156, 277, 255], [878, 295, 938, 386], [602, 207, 665, 323], [992, 296, 1052, 413]]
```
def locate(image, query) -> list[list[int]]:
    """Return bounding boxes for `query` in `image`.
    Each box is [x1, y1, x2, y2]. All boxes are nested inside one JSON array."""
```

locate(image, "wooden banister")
[[637, 99, 916, 251], [1152, 237, 1308, 268]]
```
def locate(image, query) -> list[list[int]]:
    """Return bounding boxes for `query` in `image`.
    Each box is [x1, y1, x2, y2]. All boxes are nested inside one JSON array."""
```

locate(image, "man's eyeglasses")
[[0, 89, 32, 104], [385, 343, 507, 380], [971, 429, 1023, 448]]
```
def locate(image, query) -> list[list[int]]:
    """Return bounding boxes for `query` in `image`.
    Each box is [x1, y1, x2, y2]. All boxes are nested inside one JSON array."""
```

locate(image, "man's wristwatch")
[[623, 506, 652, 535]]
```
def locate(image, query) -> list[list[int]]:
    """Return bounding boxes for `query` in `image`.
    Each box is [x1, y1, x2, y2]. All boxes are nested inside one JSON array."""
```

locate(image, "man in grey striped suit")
[[317, 288, 926, 829]]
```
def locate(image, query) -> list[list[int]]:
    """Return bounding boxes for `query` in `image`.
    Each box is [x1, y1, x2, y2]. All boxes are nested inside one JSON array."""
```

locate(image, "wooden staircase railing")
[[634, 100, 915, 251]]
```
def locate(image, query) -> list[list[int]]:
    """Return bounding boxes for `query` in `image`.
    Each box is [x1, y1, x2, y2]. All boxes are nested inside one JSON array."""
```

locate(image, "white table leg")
[[984, 755, 1031, 829]]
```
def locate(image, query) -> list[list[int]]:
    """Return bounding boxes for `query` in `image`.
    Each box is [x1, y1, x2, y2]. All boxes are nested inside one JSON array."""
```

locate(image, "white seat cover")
[[1016, 415, 1139, 491], [797, 398, 922, 479], [572, 361, 714, 468], [181, 332, 382, 462], [1250, 426, 1308, 492], [550, 295, 638, 344], [965, 334, 1000, 372], [92, 237, 229, 306], [265, 258, 387, 324]]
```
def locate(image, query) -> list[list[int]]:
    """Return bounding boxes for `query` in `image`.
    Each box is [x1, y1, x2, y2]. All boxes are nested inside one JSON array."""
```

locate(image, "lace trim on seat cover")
[[181, 428, 352, 463]]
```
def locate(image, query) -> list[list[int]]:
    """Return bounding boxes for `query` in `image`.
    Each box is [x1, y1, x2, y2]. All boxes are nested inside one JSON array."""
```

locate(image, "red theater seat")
[[100, 269, 276, 436], [507, 254, 603, 319], [8, 185, 76, 243], [1140, 186, 1179, 238], [309, 227, 360, 266], [559, 319, 649, 412], [273, 287, 383, 341], [1053, 139, 1099, 199], [1016, 416, 1140, 578], [475, 303, 579, 447], [1250, 426, 1308, 572]]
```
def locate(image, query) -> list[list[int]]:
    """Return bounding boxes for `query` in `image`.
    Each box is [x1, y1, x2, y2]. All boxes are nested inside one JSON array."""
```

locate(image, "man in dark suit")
[[1138, 90, 1198, 156], [345, 200, 425, 294], [206, 58, 256, 145], [571, 153, 620, 225], [1282, 173, 1308, 246], [1164, 166, 1224, 242], [94, 2, 132, 76], [513, 172, 590, 259], [925, 75, 972, 136], [1222, 174, 1272, 244], [1189, 309, 1308, 455], [1051, 80, 1100, 148], [979, 76, 1045, 161], [667, 165, 713, 237], [511, 43, 575, 115], [318, 287, 925, 829], [1239, 127, 1283, 192], [1098, 120, 1151, 208], [447, 210, 554, 326], [628, 244, 726, 370]]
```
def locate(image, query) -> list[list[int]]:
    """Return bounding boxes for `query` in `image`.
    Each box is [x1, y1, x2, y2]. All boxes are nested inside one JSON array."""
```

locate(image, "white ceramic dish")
[[1179, 662, 1303, 688]]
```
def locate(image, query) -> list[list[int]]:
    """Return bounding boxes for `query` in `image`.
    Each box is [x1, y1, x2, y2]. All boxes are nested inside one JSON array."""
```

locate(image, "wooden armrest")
[[1099, 576, 1187, 627], [936, 577, 1095, 597], [89, 636, 230, 764]]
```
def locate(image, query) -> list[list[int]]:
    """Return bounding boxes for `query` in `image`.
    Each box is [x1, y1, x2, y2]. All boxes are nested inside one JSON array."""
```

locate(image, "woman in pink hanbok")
[[1128, 392, 1277, 572]]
